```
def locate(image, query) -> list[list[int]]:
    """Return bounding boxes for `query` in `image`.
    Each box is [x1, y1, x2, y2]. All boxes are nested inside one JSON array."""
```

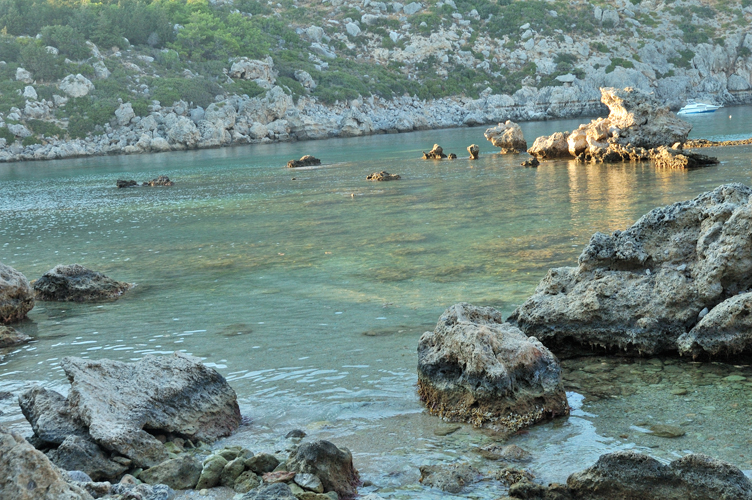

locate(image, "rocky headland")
[[0, 0, 751, 162]]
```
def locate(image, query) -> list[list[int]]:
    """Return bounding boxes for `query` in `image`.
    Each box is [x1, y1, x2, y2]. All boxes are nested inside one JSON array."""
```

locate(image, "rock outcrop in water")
[[143, 175, 174, 186], [527, 87, 717, 167], [484, 121, 527, 153], [467, 144, 479, 159], [20, 352, 241, 469], [422, 144, 447, 159], [287, 155, 321, 168], [33, 264, 132, 302], [417, 303, 569, 431], [366, 171, 401, 181], [510, 183, 752, 359], [506, 451, 752, 500], [0, 262, 34, 324], [287, 440, 360, 498]]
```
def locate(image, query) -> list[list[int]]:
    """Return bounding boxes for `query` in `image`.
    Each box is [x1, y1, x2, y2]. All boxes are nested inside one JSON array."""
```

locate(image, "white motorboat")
[[677, 101, 722, 115]]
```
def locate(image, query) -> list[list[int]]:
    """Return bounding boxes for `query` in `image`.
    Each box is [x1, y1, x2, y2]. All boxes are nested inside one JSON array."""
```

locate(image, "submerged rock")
[[417, 303, 569, 431], [419, 463, 481, 494], [0, 325, 31, 347], [422, 144, 447, 159], [467, 144, 479, 159], [510, 183, 752, 358], [366, 171, 401, 181], [287, 440, 359, 498], [0, 262, 34, 324], [0, 426, 93, 500], [287, 155, 321, 168], [143, 175, 174, 186], [484, 121, 527, 153], [116, 179, 138, 188], [33, 264, 132, 302]]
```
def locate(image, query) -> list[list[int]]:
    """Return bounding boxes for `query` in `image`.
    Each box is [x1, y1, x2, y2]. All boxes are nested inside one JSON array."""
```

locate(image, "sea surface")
[[2, 106, 752, 498]]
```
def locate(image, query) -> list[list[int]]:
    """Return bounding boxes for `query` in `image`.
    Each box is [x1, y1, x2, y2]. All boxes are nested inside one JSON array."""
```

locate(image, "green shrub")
[[27, 119, 66, 138], [41, 25, 89, 60], [591, 41, 608, 53], [669, 49, 695, 69], [605, 57, 635, 73], [150, 77, 223, 108], [20, 43, 65, 82], [0, 35, 20, 62], [225, 79, 266, 98], [0, 126, 15, 143], [22, 135, 40, 146]]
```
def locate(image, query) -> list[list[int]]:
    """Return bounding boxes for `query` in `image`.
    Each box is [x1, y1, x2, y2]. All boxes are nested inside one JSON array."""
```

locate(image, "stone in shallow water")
[[648, 424, 685, 438], [419, 463, 481, 493], [33, 264, 132, 302], [0, 262, 34, 324], [433, 425, 461, 436], [0, 325, 31, 347], [287, 440, 359, 498], [418, 303, 568, 432]]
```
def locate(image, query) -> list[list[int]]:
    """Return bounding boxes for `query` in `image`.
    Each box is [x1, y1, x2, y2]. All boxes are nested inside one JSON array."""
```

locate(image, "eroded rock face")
[[230, 56, 277, 88], [678, 291, 752, 357], [33, 264, 132, 302], [19, 386, 89, 446], [422, 144, 447, 159], [287, 440, 359, 498], [46, 436, 128, 481], [0, 426, 93, 500], [527, 132, 570, 159], [510, 183, 752, 358], [55, 353, 240, 467], [467, 144, 479, 159], [484, 121, 527, 153], [417, 303, 568, 431], [0, 263, 34, 324]]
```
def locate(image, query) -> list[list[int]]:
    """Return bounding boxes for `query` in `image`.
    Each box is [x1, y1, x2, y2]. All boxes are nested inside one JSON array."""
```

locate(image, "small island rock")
[[422, 144, 447, 159], [366, 171, 401, 181], [417, 303, 569, 431], [33, 264, 132, 302], [467, 144, 479, 159], [143, 175, 174, 186], [287, 155, 321, 168], [484, 121, 527, 153]]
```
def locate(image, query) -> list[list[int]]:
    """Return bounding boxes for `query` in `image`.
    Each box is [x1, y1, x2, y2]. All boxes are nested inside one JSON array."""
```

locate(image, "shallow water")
[[1, 106, 752, 497]]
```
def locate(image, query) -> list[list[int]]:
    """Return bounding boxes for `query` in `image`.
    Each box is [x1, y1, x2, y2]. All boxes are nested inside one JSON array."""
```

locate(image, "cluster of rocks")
[[117, 175, 174, 188], [526, 87, 720, 168], [509, 183, 752, 359], [422, 144, 451, 159], [287, 155, 322, 168]]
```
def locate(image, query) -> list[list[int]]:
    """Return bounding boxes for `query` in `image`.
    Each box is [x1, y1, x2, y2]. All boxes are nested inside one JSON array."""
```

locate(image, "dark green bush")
[[27, 119, 66, 138], [41, 25, 90, 60], [20, 43, 65, 82], [150, 77, 223, 108]]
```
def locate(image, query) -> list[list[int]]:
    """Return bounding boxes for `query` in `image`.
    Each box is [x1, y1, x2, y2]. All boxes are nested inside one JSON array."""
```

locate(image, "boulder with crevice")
[[418, 303, 569, 431], [0, 262, 34, 324], [510, 183, 752, 358], [484, 121, 527, 153], [33, 264, 132, 302]]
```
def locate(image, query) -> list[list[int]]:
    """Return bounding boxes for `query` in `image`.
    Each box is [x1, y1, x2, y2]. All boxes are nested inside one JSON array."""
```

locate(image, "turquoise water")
[[1, 107, 752, 497]]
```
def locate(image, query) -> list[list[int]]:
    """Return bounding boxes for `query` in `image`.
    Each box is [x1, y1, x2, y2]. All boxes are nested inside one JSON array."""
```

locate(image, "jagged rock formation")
[[19, 353, 241, 469], [287, 440, 359, 498], [417, 303, 569, 431], [33, 264, 132, 302], [484, 121, 527, 153], [422, 144, 447, 159], [467, 144, 479, 159], [0, 262, 34, 324], [510, 183, 752, 358]]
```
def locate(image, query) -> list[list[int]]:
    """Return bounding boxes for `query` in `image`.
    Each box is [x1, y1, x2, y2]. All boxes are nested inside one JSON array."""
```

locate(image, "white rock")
[[150, 137, 171, 151], [698, 307, 709, 319], [229, 56, 277, 88], [601, 8, 619, 26], [115, 103, 136, 126], [93, 61, 110, 79], [59, 74, 95, 98], [520, 22, 530, 30], [391, 1, 403, 12], [555, 73, 576, 83], [294, 70, 316, 90], [15, 67, 32, 83], [389, 31, 399, 43], [52, 95, 68, 107], [403, 1, 422, 15], [361, 13, 381, 25], [310, 43, 336, 59], [346, 22, 361, 36], [7, 123, 31, 138], [306, 26, 325, 43], [45, 46, 59, 55], [23, 86, 37, 100]]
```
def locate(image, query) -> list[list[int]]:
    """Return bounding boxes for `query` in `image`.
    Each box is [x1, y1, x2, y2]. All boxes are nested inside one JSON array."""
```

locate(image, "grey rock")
[[245, 453, 280, 474], [294, 473, 324, 493], [511, 183, 752, 357], [345, 22, 361, 36], [234, 470, 261, 493], [418, 303, 568, 431], [47, 436, 128, 482], [220, 457, 246, 487], [59, 74, 94, 98], [403, 1, 422, 15], [0, 262, 34, 324], [0, 426, 93, 500], [419, 463, 480, 494], [287, 440, 359, 497], [240, 482, 297, 500], [33, 264, 132, 302], [59, 353, 240, 467], [18, 386, 89, 445], [678, 291, 752, 357], [115, 103, 135, 126], [196, 454, 227, 489]]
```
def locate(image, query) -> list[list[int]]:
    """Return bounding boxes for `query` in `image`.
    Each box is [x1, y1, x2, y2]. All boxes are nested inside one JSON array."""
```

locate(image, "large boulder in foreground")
[[484, 121, 527, 153], [510, 183, 752, 358], [33, 264, 132, 302], [0, 426, 93, 500], [508, 451, 752, 499], [287, 440, 359, 498], [0, 262, 34, 323], [418, 303, 568, 432], [22, 352, 240, 468]]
